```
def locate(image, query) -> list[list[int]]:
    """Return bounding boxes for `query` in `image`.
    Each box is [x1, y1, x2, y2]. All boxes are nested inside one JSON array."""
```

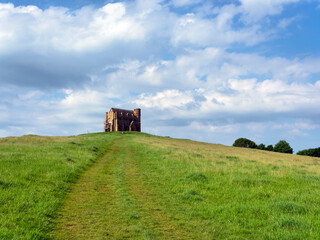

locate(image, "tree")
[[233, 138, 257, 149], [257, 144, 266, 150], [273, 140, 293, 154], [297, 147, 320, 157], [266, 145, 274, 151]]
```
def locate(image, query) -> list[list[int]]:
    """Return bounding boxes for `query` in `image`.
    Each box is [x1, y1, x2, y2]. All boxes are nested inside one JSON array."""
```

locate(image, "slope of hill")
[[1, 132, 320, 239]]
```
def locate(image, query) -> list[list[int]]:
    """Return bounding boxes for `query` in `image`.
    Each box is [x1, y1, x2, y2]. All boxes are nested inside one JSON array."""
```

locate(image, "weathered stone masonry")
[[104, 108, 141, 132]]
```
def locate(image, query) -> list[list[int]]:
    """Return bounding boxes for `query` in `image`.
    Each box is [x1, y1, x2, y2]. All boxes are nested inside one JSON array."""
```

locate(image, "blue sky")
[[0, 0, 320, 152]]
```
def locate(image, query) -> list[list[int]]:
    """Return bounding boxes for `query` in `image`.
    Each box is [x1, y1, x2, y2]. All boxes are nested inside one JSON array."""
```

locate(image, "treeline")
[[233, 138, 320, 157], [297, 147, 320, 157], [233, 138, 293, 154]]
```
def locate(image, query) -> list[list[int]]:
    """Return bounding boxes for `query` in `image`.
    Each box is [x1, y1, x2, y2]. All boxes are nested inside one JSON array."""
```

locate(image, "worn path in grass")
[[53, 136, 188, 239]]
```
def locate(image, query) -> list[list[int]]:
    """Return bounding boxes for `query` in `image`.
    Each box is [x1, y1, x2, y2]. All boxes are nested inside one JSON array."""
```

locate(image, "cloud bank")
[[0, 0, 320, 151]]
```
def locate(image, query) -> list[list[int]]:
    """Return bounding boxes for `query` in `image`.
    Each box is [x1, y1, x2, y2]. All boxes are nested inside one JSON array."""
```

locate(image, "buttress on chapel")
[[104, 108, 141, 132]]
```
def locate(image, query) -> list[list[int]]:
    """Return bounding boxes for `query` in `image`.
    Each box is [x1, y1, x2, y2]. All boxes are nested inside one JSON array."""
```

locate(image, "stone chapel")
[[104, 108, 141, 132]]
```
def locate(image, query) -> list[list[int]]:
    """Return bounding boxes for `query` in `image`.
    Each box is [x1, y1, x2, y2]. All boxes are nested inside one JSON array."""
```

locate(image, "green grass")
[[1, 132, 320, 239], [0, 133, 120, 239], [124, 135, 320, 239]]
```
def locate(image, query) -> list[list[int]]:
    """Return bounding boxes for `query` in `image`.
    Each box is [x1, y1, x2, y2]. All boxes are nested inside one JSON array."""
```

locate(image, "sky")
[[0, 0, 320, 152]]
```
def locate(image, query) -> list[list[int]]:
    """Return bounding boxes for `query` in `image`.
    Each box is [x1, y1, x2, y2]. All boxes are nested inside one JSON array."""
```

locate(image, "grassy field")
[[0, 133, 120, 239], [1, 132, 320, 239]]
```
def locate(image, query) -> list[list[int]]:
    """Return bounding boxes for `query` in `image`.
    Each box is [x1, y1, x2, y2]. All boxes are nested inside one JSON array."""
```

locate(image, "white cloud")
[[273, 121, 319, 130], [18, 90, 44, 101], [171, 4, 267, 47], [0, 0, 305, 55], [189, 121, 239, 134], [101, 43, 320, 129], [135, 89, 193, 110], [239, 0, 300, 21], [60, 89, 107, 108], [278, 16, 297, 29], [0, 2, 144, 52], [171, 0, 202, 7]]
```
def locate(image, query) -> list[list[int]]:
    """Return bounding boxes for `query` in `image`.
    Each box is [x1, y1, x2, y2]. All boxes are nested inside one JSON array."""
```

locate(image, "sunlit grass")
[[133, 134, 320, 239], [0, 133, 119, 239], [1, 132, 320, 239]]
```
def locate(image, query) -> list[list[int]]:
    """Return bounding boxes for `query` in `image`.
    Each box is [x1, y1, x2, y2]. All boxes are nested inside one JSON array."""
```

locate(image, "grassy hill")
[[1, 132, 320, 239]]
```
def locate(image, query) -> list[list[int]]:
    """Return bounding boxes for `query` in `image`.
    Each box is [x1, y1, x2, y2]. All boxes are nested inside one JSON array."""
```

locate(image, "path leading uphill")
[[53, 136, 188, 240]]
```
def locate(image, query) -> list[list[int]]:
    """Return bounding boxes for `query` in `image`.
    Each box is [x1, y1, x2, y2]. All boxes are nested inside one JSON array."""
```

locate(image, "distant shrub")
[[233, 138, 257, 149], [274, 140, 293, 154], [297, 147, 320, 157], [257, 144, 266, 150], [266, 145, 274, 151]]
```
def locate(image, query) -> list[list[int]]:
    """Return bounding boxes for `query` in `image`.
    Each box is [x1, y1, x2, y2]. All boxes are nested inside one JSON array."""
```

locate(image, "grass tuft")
[[186, 173, 208, 181]]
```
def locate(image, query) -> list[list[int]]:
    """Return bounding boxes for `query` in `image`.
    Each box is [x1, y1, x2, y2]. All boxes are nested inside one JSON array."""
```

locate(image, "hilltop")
[[1, 132, 320, 239]]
